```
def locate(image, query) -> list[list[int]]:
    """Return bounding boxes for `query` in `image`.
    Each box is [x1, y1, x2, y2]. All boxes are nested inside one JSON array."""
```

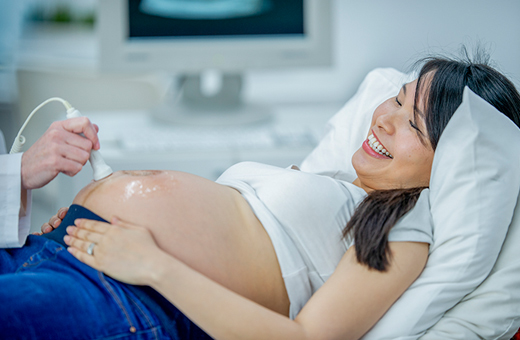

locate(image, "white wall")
[[11, 0, 520, 134], [248, 0, 520, 104], [14, 1, 520, 110]]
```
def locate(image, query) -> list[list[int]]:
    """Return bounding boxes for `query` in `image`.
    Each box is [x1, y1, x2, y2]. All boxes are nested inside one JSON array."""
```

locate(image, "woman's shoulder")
[[388, 189, 433, 245]]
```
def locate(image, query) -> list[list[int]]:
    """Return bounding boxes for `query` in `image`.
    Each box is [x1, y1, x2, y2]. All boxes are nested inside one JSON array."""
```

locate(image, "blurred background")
[[1, 0, 520, 231]]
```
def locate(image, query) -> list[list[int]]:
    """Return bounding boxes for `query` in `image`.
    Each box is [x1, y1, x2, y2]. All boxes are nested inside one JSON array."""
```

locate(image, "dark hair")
[[416, 48, 520, 151], [344, 48, 520, 271]]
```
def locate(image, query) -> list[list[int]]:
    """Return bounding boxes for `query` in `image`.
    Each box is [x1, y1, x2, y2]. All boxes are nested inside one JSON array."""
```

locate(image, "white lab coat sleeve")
[[0, 130, 32, 248]]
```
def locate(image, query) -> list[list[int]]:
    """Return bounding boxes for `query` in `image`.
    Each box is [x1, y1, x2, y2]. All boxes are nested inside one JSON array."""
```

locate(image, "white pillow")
[[301, 70, 520, 339], [420, 193, 520, 340], [418, 102, 520, 339]]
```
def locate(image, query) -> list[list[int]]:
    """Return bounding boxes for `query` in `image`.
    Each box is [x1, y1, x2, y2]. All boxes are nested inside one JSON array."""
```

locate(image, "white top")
[[217, 162, 433, 318], [0, 130, 32, 248]]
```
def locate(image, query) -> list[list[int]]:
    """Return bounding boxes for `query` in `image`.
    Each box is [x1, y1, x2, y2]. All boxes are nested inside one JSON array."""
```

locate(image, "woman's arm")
[[65, 218, 428, 340]]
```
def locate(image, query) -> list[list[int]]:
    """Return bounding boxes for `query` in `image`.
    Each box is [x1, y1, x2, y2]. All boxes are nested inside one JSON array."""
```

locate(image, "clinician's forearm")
[[148, 252, 312, 340]]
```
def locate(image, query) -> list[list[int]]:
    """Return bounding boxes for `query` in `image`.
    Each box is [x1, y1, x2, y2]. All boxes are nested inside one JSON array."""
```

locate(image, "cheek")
[[418, 154, 434, 183], [397, 145, 434, 185]]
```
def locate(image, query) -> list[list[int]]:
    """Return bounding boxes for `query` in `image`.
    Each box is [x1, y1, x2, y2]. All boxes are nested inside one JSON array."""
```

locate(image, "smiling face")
[[352, 79, 434, 192]]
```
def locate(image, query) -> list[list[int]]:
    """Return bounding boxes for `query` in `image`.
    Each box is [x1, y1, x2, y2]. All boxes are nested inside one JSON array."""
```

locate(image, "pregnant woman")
[[2, 53, 520, 340]]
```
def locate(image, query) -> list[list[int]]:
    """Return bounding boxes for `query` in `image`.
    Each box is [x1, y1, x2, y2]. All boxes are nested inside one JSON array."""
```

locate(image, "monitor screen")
[[97, 0, 332, 124], [98, 0, 331, 73], [128, 0, 305, 39]]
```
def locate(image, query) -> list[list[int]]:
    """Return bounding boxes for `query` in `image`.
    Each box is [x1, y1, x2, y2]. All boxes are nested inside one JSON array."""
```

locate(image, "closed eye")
[[395, 97, 402, 106], [409, 120, 422, 134]]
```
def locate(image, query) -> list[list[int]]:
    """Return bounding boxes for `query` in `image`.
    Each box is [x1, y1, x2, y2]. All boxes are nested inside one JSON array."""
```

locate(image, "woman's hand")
[[38, 207, 69, 234], [64, 217, 166, 286]]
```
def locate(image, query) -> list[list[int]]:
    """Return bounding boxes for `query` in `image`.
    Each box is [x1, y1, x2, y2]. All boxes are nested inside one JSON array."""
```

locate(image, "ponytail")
[[343, 187, 426, 271]]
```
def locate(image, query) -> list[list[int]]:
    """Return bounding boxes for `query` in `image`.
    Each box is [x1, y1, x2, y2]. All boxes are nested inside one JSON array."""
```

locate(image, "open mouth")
[[367, 133, 393, 158]]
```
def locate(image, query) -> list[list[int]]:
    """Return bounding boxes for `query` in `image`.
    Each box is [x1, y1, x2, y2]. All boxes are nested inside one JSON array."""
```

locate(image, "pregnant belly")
[[73, 170, 290, 315]]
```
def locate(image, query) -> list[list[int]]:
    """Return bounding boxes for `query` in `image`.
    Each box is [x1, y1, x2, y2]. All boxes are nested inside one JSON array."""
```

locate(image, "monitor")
[[98, 0, 332, 125]]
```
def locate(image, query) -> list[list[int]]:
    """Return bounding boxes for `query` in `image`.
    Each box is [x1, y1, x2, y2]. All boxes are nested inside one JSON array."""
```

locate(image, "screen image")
[[128, 0, 305, 39]]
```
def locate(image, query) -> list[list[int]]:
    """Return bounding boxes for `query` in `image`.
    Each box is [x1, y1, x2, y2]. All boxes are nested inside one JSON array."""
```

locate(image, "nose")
[[374, 108, 399, 135]]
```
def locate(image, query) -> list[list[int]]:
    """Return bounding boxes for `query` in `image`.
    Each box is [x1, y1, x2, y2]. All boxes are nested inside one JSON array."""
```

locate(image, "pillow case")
[[420, 192, 520, 339], [418, 98, 520, 339], [301, 69, 520, 339]]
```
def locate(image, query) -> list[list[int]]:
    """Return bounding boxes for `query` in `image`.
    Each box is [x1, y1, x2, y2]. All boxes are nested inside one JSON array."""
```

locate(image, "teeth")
[[367, 134, 393, 158]]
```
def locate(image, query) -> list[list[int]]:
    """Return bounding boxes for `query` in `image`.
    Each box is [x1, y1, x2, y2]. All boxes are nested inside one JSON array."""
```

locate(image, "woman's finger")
[[42, 206, 69, 233], [48, 215, 62, 228], [67, 244, 99, 270], [66, 226, 103, 244], [41, 223, 53, 234], [64, 233, 93, 253], [75, 218, 111, 233], [58, 207, 69, 219]]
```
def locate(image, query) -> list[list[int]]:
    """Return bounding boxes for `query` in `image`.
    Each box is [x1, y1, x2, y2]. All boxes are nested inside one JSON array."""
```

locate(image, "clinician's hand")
[[21, 117, 100, 190]]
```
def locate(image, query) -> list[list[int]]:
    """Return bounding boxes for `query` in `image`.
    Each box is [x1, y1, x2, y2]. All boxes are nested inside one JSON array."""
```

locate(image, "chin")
[[352, 150, 379, 177]]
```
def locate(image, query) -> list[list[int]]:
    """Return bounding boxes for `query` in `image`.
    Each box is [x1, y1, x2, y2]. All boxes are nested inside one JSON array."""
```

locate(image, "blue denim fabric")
[[0, 235, 178, 340], [38, 204, 213, 340]]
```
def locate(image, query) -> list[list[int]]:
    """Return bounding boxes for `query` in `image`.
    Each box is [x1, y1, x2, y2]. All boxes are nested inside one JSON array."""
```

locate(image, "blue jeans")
[[0, 235, 209, 340]]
